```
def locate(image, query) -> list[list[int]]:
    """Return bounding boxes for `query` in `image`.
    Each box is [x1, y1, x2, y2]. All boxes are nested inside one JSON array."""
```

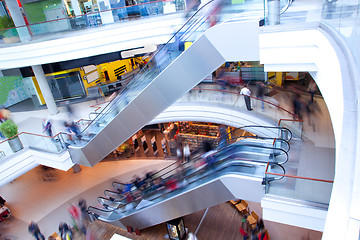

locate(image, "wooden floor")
[[73, 202, 245, 240], [72, 200, 323, 240]]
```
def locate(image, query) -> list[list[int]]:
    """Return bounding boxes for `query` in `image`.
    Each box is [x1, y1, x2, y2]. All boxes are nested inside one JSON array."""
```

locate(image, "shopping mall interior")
[[0, 0, 359, 239]]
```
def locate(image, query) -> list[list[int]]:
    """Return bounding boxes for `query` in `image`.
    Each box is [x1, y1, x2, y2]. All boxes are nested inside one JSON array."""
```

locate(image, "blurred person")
[[68, 204, 86, 235], [218, 125, 227, 148], [65, 101, 75, 120], [185, 0, 201, 17], [28, 221, 45, 240], [42, 119, 53, 137], [256, 81, 266, 111], [201, 141, 217, 168], [183, 141, 191, 163], [292, 93, 304, 119], [307, 80, 317, 103], [78, 199, 89, 222], [64, 122, 76, 143], [250, 229, 257, 240], [65, 121, 82, 142], [240, 85, 252, 111], [305, 99, 322, 132], [176, 143, 183, 163], [176, 143, 185, 178], [208, 0, 223, 27], [59, 222, 73, 240]]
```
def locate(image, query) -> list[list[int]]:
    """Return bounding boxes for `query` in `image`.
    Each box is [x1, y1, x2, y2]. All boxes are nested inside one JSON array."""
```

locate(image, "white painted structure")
[[0, 2, 359, 239]]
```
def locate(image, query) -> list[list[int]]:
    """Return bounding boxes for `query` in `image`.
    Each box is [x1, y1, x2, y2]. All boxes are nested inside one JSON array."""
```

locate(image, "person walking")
[[240, 85, 252, 111], [28, 221, 45, 240], [42, 119, 53, 137], [256, 81, 266, 111], [183, 142, 190, 163]]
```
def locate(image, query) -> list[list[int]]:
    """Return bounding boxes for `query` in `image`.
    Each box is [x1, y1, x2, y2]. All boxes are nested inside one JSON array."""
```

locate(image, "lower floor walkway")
[[0, 159, 322, 240]]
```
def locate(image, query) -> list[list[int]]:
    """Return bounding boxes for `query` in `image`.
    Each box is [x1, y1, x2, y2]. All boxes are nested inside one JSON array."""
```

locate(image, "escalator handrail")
[[219, 143, 289, 165], [104, 140, 288, 202], [92, 148, 287, 215], [238, 125, 293, 141], [89, 158, 282, 220], [220, 136, 291, 153], [111, 148, 204, 188], [79, 0, 218, 135], [89, 160, 259, 215]]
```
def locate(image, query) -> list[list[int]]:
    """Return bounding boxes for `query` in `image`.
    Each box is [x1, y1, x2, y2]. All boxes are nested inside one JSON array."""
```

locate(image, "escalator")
[[88, 130, 288, 229], [67, 0, 268, 167]]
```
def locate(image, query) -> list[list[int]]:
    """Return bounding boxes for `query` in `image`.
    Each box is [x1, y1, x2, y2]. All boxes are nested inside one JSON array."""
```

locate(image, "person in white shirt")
[[240, 85, 252, 111], [183, 142, 191, 163]]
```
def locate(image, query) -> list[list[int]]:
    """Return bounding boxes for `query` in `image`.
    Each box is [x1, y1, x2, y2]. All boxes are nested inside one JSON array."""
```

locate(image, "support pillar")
[[4, 0, 31, 42], [0, 70, 3, 77], [31, 65, 59, 115], [267, 0, 280, 25], [70, 0, 82, 15], [99, 0, 115, 24]]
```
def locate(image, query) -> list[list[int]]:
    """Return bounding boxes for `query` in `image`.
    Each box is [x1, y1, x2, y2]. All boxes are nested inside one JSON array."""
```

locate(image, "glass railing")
[[264, 162, 333, 205], [321, 1, 360, 81], [88, 138, 287, 221], [0, 132, 67, 163], [0, 0, 186, 45], [73, 0, 265, 146], [88, 158, 268, 221], [179, 84, 303, 137]]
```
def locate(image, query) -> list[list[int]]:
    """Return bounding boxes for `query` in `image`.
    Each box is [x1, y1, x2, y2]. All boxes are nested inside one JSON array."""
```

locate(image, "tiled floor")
[[0, 86, 335, 239]]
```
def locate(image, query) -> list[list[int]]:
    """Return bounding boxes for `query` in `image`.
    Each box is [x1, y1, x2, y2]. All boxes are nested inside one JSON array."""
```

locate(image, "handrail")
[[192, 87, 303, 122], [265, 162, 334, 183], [95, 142, 287, 211], [0, 130, 64, 144], [78, 0, 217, 135], [89, 159, 276, 220]]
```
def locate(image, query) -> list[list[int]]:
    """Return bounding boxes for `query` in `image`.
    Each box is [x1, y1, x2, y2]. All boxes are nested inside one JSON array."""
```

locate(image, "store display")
[[141, 136, 148, 153], [161, 138, 168, 157], [151, 136, 158, 155], [177, 122, 220, 151]]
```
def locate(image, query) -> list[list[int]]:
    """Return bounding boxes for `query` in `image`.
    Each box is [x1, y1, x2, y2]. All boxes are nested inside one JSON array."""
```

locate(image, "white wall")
[[260, 26, 360, 239]]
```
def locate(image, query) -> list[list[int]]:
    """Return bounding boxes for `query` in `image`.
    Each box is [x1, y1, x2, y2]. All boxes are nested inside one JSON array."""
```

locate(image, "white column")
[[98, 0, 114, 24], [4, 0, 31, 42], [267, 0, 280, 25], [0, 70, 3, 77], [31, 65, 59, 115], [70, 0, 82, 15]]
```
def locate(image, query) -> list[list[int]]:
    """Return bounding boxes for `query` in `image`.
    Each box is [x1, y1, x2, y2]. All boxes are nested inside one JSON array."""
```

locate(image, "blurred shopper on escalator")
[[201, 141, 217, 169], [183, 141, 191, 163]]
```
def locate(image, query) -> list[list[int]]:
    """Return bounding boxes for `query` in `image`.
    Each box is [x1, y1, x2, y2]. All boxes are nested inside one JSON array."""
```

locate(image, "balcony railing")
[[264, 162, 334, 205], [0, 0, 185, 45]]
